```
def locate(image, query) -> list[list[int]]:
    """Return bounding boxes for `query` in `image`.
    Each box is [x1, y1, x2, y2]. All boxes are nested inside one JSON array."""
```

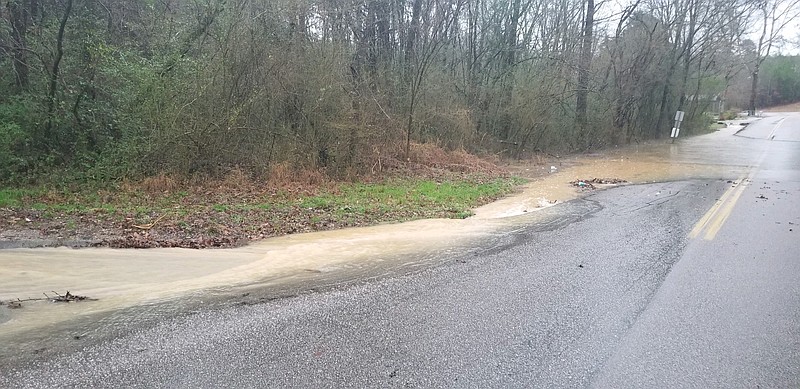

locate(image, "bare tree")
[[575, 0, 596, 148], [44, 0, 74, 149], [4, 0, 795, 182], [748, 0, 800, 115], [404, 0, 464, 160], [6, 0, 30, 91]]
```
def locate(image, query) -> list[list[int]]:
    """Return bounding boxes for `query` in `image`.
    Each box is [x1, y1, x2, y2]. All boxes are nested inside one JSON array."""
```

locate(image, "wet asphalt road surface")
[[2, 115, 799, 388], [594, 115, 800, 387], [2, 181, 718, 388]]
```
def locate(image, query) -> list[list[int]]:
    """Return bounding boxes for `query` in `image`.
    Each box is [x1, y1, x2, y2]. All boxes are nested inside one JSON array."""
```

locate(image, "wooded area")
[[1, 0, 799, 184]]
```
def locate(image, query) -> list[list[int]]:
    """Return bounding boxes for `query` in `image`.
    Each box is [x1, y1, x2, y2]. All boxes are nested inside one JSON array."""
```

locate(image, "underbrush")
[[0, 144, 528, 248]]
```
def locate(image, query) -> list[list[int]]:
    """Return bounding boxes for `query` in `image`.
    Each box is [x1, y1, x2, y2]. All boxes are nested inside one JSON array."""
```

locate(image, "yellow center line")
[[767, 117, 786, 140], [689, 124, 772, 240], [688, 175, 746, 239], [702, 177, 749, 240]]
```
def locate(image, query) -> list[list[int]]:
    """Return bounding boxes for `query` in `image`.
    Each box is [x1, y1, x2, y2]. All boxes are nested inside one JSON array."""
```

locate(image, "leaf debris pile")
[[570, 178, 628, 190]]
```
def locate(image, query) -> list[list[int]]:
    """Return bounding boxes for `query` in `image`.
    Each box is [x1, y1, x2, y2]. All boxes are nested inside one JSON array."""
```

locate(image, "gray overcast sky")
[[599, 0, 800, 55]]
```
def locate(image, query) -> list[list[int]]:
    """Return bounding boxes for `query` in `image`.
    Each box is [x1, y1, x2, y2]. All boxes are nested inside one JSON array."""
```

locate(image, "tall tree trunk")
[[467, 0, 482, 134], [655, 21, 685, 138], [498, 0, 520, 141], [749, 65, 760, 116], [403, 0, 423, 160], [8, 0, 30, 92], [575, 0, 594, 148], [44, 0, 74, 148], [374, 0, 391, 92], [654, 80, 672, 138], [749, 4, 771, 116], [404, 0, 422, 81], [676, 0, 697, 112]]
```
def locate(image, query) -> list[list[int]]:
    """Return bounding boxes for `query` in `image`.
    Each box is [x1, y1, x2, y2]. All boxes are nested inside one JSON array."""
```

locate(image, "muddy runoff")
[[0, 121, 757, 365]]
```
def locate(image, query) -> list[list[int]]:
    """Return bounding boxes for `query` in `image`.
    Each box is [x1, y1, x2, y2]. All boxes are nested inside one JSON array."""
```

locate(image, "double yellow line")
[[690, 120, 774, 240], [689, 175, 750, 241]]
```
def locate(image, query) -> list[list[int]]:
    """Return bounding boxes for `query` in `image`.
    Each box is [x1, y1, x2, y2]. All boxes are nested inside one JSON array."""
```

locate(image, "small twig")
[[132, 213, 168, 230], [4, 291, 98, 308], [10, 296, 49, 303], [373, 97, 392, 119]]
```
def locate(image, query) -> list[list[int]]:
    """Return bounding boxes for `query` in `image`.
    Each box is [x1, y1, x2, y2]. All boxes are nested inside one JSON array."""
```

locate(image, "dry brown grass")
[[358, 141, 510, 180], [218, 167, 251, 191], [267, 162, 294, 185], [764, 101, 800, 112], [267, 162, 329, 188], [109, 143, 507, 202], [408, 143, 507, 175], [138, 173, 180, 194]]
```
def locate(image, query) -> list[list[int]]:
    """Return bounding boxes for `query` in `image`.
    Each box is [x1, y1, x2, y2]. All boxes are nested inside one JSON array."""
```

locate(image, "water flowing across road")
[[0, 115, 791, 366]]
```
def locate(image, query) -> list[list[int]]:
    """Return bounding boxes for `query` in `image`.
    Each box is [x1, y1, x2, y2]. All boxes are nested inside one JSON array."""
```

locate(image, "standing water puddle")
[[0, 119, 772, 364]]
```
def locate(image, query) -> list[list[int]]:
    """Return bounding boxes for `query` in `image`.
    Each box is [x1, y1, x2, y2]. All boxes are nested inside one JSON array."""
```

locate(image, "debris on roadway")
[[2, 291, 97, 309], [570, 178, 628, 190]]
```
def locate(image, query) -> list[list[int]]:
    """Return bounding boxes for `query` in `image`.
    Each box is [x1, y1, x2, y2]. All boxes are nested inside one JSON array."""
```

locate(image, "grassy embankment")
[[0, 174, 525, 248]]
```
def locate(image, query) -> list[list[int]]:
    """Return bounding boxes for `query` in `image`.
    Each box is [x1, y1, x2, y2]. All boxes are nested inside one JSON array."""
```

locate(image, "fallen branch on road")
[[1, 291, 98, 309]]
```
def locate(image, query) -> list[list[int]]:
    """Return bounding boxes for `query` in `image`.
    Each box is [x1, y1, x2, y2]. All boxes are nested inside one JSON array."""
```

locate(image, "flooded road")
[[0, 115, 793, 366]]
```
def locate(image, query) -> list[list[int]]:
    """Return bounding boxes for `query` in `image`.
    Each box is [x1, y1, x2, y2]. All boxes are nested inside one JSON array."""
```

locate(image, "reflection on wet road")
[[0, 114, 796, 366]]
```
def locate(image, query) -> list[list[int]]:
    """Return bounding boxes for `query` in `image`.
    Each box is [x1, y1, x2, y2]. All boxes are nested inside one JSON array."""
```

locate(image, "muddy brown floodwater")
[[0, 119, 763, 365]]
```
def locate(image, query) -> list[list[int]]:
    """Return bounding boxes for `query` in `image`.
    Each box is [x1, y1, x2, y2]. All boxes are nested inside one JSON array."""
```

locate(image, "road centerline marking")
[[689, 176, 745, 240], [702, 178, 749, 240], [768, 117, 786, 140], [689, 141, 769, 241], [689, 170, 755, 240]]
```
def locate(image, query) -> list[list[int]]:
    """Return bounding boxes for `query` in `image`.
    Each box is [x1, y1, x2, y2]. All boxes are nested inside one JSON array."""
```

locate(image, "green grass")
[[299, 196, 332, 210], [1, 176, 526, 236], [97, 204, 117, 213], [298, 177, 524, 220], [0, 188, 38, 207]]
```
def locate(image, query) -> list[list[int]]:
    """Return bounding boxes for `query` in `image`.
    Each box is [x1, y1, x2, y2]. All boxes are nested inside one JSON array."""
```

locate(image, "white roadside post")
[[671, 111, 685, 143]]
